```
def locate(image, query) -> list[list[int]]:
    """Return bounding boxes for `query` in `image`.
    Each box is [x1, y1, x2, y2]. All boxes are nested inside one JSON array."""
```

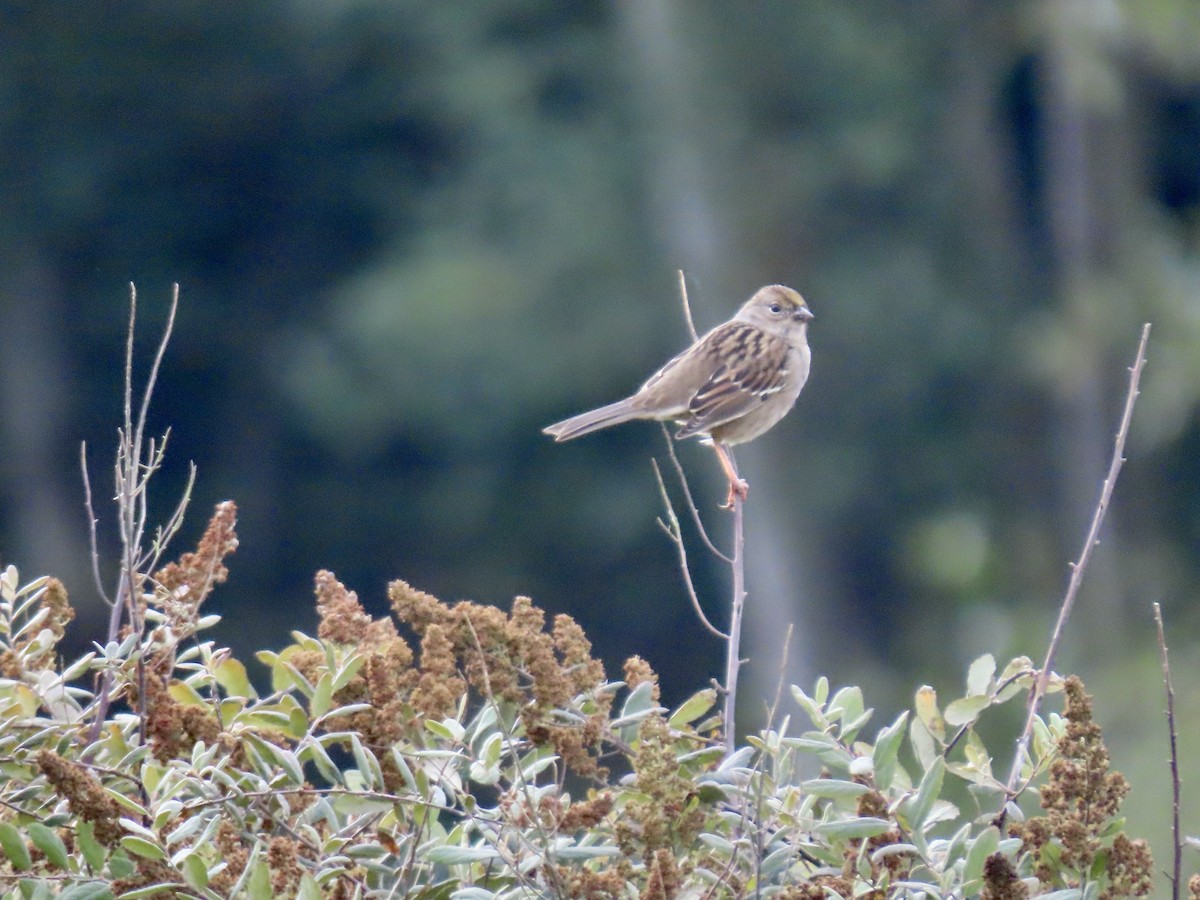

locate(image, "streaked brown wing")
[[675, 324, 790, 439]]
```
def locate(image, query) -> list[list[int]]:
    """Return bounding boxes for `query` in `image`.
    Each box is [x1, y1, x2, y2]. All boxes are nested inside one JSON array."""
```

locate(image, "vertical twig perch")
[[1153, 602, 1181, 900], [659, 271, 749, 754], [722, 488, 746, 754], [1001, 323, 1150, 806]]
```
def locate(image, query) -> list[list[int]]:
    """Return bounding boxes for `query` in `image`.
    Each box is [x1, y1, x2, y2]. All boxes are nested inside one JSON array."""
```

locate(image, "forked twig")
[[87, 284, 192, 746], [1001, 323, 1151, 807], [655, 273, 751, 752], [660, 425, 732, 564], [80, 443, 108, 606], [1153, 602, 1181, 900], [651, 459, 727, 639]]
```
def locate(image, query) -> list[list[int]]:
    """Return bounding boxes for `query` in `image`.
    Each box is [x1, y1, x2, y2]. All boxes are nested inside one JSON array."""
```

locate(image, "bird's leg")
[[712, 443, 748, 508]]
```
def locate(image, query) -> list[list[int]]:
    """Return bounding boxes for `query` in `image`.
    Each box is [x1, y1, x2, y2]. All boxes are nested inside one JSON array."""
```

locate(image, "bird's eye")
[[769, 303, 782, 314]]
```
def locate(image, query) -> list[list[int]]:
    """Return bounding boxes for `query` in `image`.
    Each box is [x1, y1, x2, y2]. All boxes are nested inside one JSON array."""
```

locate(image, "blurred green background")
[[1, 0, 1199, 870]]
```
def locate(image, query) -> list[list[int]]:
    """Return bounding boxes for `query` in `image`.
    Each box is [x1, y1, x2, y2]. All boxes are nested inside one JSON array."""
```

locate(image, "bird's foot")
[[720, 477, 749, 510]]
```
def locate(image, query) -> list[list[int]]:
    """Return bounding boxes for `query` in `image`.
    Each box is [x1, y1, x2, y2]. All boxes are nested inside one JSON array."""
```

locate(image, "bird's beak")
[[796, 307, 814, 322]]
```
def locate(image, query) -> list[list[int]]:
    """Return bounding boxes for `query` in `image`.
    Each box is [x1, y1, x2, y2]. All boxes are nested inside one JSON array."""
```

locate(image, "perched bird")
[[544, 284, 813, 503]]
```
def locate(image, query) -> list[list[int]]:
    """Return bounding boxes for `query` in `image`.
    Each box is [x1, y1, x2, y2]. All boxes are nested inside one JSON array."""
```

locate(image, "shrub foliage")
[[0, 514, 1156, 898]]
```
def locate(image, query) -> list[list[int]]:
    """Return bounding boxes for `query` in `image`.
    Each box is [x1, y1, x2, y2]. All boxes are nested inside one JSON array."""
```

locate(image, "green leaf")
[[167, 679, 206, 707], [76, 821, 108, 872], [182, 852, 209, 889], [963, 728, 994, 780], [288, 703, 310, 738], [216, 658, 255, 699], [813, 676, 829, 705], [966, 654, 996, 696], [298, 873, 323, 900], [963, 825, 1000, 888], [668, 689, 717, 728], [115, 884, 183, 899], [120, 836, 166, 861], [827, 686, 864, 725], [311, 672, 334, 719], [247, 858, 273, 900], [0, 821, 32, 871], [307, 737, 345, 785], [790, 685, 828, 728], [872, 711, 909, 790], [995, 657, 1035, 702], [242, 732, 304, 785], [903, 756, 945, 832], [331, 656, 366, 693], [426, 845, 501, 864], [480, 732, 503, 769], [552, 845, 623, 860], [108, 852, 136, 878], [914, 686, 945, 741], [944, 695, 989, 727], [57, 884, 115, 900], [349, 735, 383, 791], [620, 680, 656, 719], [815, 817, 892, 840], [908, 717, 937, 771], [26, 822, 69, 870], [424, 719, 463, 744], [800, 778, 871, 800]]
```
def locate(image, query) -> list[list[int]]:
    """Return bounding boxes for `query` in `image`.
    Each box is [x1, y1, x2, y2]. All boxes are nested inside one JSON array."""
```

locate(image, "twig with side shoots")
[[1153, 602, 1182, 900], [1000, 323, 1150, 813], [659, 426, 732, 564], [86, 284, 196, 746], [652, 458, 727, 639], [655, 272, 749, 754], [723, 486, 747, 754]]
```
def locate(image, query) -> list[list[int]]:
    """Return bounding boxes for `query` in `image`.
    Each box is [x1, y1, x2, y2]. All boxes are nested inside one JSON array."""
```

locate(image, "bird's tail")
[[543, 399, 642, 441]]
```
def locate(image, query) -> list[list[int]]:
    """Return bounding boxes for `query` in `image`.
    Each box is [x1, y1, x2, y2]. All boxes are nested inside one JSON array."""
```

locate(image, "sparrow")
[[544, 284, 813, 503]]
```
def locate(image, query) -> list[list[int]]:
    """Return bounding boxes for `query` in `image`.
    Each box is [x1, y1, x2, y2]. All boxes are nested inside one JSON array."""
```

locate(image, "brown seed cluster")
[[851, 788, 910, 883], [1014, 676, 1152, 897], [0, 577, 74, 679], [153, 500, 238, 639], [36, 749, 123, 847], [982, 852, 1029, 899]]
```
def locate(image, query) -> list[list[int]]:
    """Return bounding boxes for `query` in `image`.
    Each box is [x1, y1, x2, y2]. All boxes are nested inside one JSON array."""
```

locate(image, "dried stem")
[[723, 480, 746, 754], [86, 284, 192, 746], [1153, 602, 1181, 900], [1001, 322, 1151, 806], [660, 424, 731, 563], [652, 460, 727, 638], [80, 443, 109, 606]]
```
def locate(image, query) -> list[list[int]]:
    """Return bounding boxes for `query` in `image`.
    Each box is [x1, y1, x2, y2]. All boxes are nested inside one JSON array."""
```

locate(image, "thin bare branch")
[[123, 284, 136, 447], [143, 461, 197, 576], [79, 442, 109, 606], [651, 459, 727, 639], [677, 269, 698, 341], [1002, 323, 1151, 804], [133, 284, 179, 462], [723, 489, 746, 755], [764, 623, 793, 732], [1153, 602, 1182, 900], [660, 424, 732, 563]]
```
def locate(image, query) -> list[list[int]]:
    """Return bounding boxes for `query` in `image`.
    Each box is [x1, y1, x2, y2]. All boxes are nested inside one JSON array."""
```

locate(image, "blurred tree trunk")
[[615, 0, 815, 730], [0, 247, 95, 614], [1039, 6, 1124, 627]]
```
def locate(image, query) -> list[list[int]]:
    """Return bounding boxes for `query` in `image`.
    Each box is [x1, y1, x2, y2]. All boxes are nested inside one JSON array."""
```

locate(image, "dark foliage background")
[[1, 0, 1198, 864]]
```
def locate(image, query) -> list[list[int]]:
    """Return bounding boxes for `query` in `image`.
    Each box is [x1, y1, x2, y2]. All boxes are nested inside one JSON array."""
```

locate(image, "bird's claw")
[[720, 478, 750, 510]]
